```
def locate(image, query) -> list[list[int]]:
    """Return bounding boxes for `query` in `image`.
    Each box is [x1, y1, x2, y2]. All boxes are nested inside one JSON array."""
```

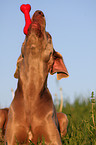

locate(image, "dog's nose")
[[38, 11, 44, 17], [33, 10, 45, 18]]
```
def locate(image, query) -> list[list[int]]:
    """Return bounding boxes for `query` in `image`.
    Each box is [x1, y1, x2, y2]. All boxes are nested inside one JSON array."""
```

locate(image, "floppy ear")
[[50, 50, 69, 80]]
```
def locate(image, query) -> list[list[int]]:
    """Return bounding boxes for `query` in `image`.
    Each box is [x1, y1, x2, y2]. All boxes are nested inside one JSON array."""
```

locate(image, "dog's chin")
[[31, 22, 41, 31]]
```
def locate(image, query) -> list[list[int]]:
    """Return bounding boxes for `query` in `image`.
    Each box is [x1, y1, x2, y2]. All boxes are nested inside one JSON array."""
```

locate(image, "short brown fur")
[[0, 108, 8, 135]]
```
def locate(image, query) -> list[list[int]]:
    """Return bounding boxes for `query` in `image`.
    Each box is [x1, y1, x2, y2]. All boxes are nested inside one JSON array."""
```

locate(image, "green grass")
[[61, 93, 96, 145], [0, 93, 96, 145]]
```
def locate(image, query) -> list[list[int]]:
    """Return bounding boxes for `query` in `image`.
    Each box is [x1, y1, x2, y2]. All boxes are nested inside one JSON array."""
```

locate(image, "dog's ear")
[[14, 55, 23, 79], [50, 49, 69, 80], [14, 41, 25, 79]]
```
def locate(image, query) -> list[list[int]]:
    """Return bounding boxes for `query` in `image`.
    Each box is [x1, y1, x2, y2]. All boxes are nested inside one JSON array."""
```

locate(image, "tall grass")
[[0, 92, 96, 145], [61, 92, 96, 145]]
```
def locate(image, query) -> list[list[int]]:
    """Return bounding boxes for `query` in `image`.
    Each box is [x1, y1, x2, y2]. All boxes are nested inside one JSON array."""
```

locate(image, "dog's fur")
[[0, 108, 8, 135], [5, 10, 69, 145]]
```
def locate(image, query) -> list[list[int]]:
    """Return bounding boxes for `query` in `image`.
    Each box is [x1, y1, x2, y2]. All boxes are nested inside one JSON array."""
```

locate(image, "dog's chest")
[[24, 90, 54, 128]]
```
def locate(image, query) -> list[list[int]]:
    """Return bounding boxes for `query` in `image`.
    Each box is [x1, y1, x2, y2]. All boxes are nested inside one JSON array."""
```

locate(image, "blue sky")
[[0, 0, 96, 107]]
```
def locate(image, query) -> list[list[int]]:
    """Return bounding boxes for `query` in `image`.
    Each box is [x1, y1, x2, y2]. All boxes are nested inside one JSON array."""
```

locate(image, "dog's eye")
[[43, 51, 53, 62], [49, 52, 52, 58], [22, 54, 24, 58]]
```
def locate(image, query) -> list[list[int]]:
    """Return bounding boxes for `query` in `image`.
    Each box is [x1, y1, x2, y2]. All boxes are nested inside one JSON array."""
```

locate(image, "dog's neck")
[[21, 31, 48, 97], [20, 54, 48, 101], [19, 55, 48, 124]]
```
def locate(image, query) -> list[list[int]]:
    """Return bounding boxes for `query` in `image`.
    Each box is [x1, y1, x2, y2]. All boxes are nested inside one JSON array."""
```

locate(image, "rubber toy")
[[20, 4, 31, 35]]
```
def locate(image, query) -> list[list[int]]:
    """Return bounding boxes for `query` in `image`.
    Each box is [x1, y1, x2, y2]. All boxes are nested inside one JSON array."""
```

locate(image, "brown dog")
[[0, 108, 8, 136], [5, 10, 69, 145], [14, 35, 69, 139]]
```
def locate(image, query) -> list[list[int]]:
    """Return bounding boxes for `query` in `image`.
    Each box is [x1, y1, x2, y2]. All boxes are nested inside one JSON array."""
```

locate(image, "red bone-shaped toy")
[[20, 4, 31, 35]]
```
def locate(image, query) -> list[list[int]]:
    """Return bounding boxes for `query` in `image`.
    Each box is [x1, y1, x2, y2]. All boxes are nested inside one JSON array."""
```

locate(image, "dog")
[[0, 108, 8, 136], [5, 9, 69, 145]]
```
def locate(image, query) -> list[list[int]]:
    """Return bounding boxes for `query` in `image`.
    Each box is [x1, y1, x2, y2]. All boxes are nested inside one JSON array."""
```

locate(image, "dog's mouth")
[[31, 11, 46, 33], [27, 21, 41, 36]]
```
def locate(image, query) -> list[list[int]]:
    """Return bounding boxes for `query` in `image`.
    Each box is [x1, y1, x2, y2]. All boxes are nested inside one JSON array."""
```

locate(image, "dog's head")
[[14, 10, 69, 80]]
